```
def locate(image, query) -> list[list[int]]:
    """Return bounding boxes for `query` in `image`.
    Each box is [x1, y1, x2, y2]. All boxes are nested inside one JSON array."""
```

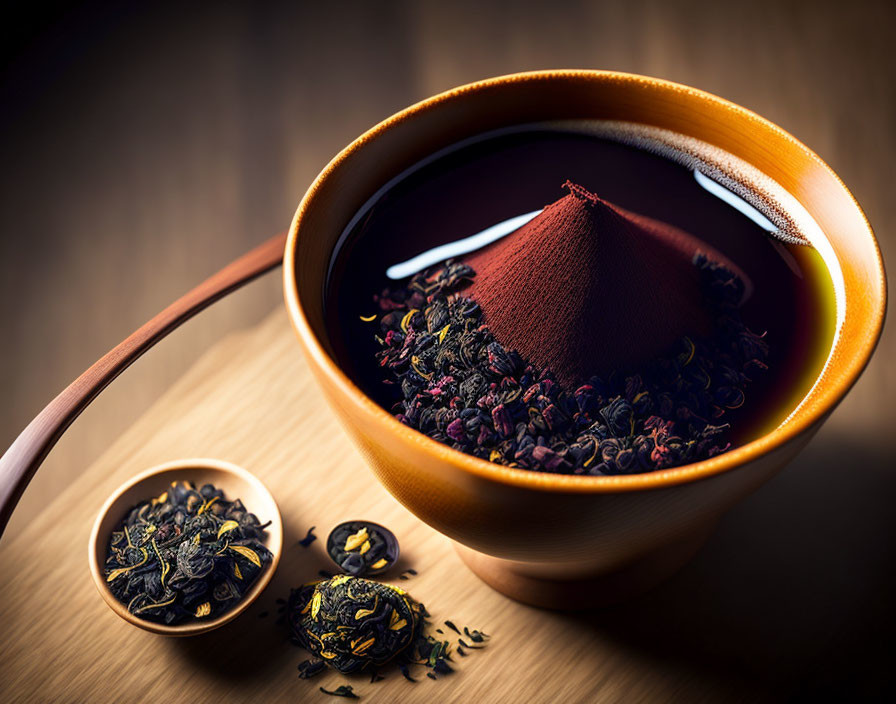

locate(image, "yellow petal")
[[343, 528, 369, 552], [354, 595, 378, 620], [105, 567, 131, 582], [229, 545, 262, 567], [217, 520, 240, 539], [400, 309, 419, 332], [371, 558, 388, 570], [311, 591, 322, 619], [410, 356, 433, 380], [133, 594, 177, 614], [352, 637, 375, 654], [359, 540, 371, 555], [197, 497, 219, 515], [106, 548, 148, 582], [195, 602, 211, 618], [151, 539, 169, 586], [359, 314, 377, 322], [233, 563, 243, 580], [438, 324, 451, 343]]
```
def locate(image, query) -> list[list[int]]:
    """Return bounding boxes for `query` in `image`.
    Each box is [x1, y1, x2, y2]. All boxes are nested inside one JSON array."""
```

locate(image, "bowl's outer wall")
[[285, 72, 884, 572], [308, 358, 819, 569]]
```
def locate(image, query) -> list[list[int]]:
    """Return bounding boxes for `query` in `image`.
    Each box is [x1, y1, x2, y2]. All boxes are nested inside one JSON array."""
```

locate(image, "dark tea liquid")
[[325, 124, 836, 447]]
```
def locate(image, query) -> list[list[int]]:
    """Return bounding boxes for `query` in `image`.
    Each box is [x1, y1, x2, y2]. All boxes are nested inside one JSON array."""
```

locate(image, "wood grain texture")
[[0, 310, 761, 703], [0, 233, 285, 535], [2, 308, 895, 702]]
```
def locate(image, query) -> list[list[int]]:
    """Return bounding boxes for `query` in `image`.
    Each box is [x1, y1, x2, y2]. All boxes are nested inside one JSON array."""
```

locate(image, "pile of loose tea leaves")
[[327, 521, 399, 576], [369, 254, 768, 475], [104, 480, 273, 624], [286, 575, 488, 690]]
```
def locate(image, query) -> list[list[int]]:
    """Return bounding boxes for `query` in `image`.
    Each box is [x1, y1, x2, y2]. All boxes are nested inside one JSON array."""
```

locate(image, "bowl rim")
[[283, 69, 887, 494], [88, 458, 283, 636]]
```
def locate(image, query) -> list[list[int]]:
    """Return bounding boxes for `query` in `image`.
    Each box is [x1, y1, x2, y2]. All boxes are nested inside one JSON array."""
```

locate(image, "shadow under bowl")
[[283, 70, 886, 608], [88, 458, 283, 636]]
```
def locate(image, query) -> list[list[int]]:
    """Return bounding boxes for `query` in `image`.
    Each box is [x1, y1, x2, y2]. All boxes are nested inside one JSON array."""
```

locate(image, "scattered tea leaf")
[[298, 527, 317, 548], [298, 659, 327, 679], [319, 685, 359, 699], [444, 621, 461, 635], [229, 545, 262, 567], [217, 520, 240, 539]]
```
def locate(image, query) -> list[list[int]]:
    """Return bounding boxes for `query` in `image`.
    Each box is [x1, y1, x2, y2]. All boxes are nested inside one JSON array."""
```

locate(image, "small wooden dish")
[[88, 458, 282, 636]]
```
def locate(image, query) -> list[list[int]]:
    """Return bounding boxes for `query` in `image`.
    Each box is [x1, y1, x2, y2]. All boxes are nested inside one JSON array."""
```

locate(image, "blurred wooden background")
[[0, 1, 893, 699]]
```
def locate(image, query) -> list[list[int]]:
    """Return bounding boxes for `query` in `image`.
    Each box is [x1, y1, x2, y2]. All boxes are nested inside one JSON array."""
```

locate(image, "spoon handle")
[[0, 232, 288, 538]]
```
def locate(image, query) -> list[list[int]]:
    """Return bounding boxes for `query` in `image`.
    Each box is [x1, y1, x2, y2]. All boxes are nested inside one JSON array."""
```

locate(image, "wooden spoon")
[[0, 232, 287, 538]]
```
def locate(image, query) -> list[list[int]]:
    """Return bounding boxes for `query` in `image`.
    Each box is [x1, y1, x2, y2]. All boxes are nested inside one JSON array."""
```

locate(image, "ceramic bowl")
[[89, 458, 282, 635], [283, 70, 886, 607]]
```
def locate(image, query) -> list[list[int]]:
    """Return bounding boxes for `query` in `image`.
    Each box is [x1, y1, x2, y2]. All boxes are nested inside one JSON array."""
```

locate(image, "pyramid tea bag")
[[465, 181, 752, 386]]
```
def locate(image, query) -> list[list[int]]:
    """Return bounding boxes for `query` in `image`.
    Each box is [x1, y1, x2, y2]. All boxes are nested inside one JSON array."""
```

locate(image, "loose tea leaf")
[[319, 685, 360, 698], [104, 480, 273, 625], [464, 626, 488, 643], [288, 576, 422, 674], [287, 575, 488, 685], [298, 659, 327, 679], [372, 250, 767, 475], [326, 521, 399, 576], [298, 526, 317, 548]]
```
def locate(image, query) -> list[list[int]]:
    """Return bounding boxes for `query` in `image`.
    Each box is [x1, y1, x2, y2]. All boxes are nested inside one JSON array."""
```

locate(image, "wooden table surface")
[[2, 308, 894, 702], [2, 1, 894, 701], [0, 310, 740, 703]]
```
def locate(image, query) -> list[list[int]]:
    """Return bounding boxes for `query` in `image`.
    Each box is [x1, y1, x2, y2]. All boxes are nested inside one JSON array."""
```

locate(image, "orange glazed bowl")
[[283, 71, 886, 608]]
